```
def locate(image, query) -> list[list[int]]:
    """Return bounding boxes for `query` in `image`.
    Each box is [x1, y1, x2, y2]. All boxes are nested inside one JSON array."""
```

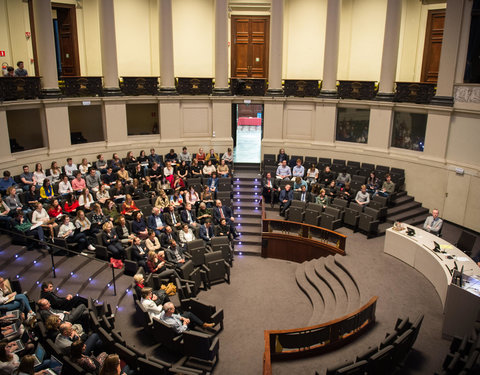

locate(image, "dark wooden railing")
[[394, 82, 436, 104], [120, 76, 159, 96], [263, 296, 378, 375], [230, 78, 267, 96], [0, 77, 41, 100], [262, 219, 346, 262], [176, 77, 213, 95], [338, 80, 377, 100], [61, 76, 103, 97], [284, 80, 320, 97]]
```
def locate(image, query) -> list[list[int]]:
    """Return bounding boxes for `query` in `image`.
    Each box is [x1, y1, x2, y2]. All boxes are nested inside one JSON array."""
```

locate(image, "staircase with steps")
[[295, 254, 362, 326], [232, 163, 263, 255]]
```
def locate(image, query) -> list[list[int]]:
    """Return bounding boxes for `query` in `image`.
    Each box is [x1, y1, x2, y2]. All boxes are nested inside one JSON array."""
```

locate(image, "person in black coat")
[[40, 281, 87, 310], [101, 222, 126, 259], [160, 226, 180, 248], [130, 236, 147, 270], [180, 203, 199, 229], [262, 172, 279, 207], [165, 240, 187, 267], [212, 200, 238, 238]]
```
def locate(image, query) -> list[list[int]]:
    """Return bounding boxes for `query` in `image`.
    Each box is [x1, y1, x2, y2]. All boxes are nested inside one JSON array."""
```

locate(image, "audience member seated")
[[75, 210, 98, 240], [202, 160, 216, 177], [78, 158, 91, 176], [4, 187, 24, 214], [0, 171, 16, 196], [111, 153, 122, 172], [277, 148, 289, 165], [179, 224, 196, 245], [196, 148, 206, 164], [37, 299, 87, 326], [145, 230, 161, 252], [222, 148, 234, 164], [78, 188, 94, 210], [47, 199, 63, 220], [102, 167, 117, 187], [0, 341, 20, 375], [279, 184, 293, 216], [292, 159, 305, 180], [165, 240, 187, 267], [148, 207, 166, 238], [154, 189, 169, 212], [213, 200, 238, 238], [110, 181, 126, 204], [201, 186, 214, 208], [172, 175, 185, 192], [33, 163, 46, 188], [24, 185, 39, 212], [32, 202, 56, 239], [20, 165, 36, 192], [120, 194, 139, 218], [215, 218, 233, 241], [326, 180, 338, 199], [366, 171, 379, 195], [178, 147, 192, 164], [103, 200, 121, 224], [99, 353, 134, 375], [340, 182, 353, 202], [165, 149, 178, 164], [377, 174, 395, 197], [58, 175, 73, 196], [199, 219, 214, 245], [0, 277, 35, 320], [116, 164, 131, 184], [58, 215, 93, 253], [39, 179, 54, 202], [64, 158, 77, 179], [160, 302, 214, 334], [40, 281, 87, 310], [196, 202, 212, 225], [190, 159, 202, 177], [177, 161, 189, 181], [206, 173, 219, 198], [49, 161, 62, 183], [217, 159, 230, 177], [146, 250, 177, 280], [181, 203, 198, 230], [96, 154, 108, 173], [295, 185, 311, 203], [148, 148, 163, 168], [130, 237, 147, 270], [14, 61, 28, 77], [164, 205, 182, 231], [86, 168, 101, 193], [262, 172, 279, 208], [13, 211, 49, 249], [205, 149, 219, 165], [70, 339, 107, 374], [102, 222, 125, 259], [55, 322, 103, 356], [116, 216, 134, 247], [71, 172, 86, 193], [132, 164, 145, 183], [276, 160, 292, 180], [305, 164, 319, 185], [423, 208, 443, 235], [315, 189, 330, 208], [45, 315, 62, 341], [355, 185, 370, 207], [91, 203, 108, 228], [131, 211, 148, 240], [125, 151, 137, 166], [319, 166, 334, 185], [140, 288, 164, 320], [0, 197, 11, 226], [336, 169, 351, 187], [63, 193, 79, 214], [185, 186, 200, 208], [293, 177, 308, 191], [160, 226, 179, 248], [163, 161, 175, 187], [148, 162, 162, 182]]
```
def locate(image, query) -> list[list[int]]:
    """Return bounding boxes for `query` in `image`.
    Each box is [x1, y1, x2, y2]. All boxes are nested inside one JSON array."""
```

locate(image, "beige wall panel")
[[159, 101, 180, 140], [464, 176, 480, 232], [424, 111, 450, 161], [115, 0, 152, 76], [149, 0, 160, 76], [263, 101, 284, 141], [0, 110, 12, 162], [44, 105, 71, 154], [103, 101, 128, 145], [368, 106, 392, 152], [82, 0, 102, 75], [284, 104, 314, 140], [0, 0, 12, 69], [446, 113, 480, 168], [443, 171, 470, 227], [181, 104, 211, 137], [314, 103, 336, 144], [212, 100, 233, 140], [172, 0, 214, 77], [397, 0, 422, 81], [283, 0, 326, 79]]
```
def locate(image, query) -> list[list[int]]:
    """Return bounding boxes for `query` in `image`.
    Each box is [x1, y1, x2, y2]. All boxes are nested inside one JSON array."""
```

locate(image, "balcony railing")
[[120, 77, 159, 96], [338, 80, 377, 100], [284, 80, 321, 97], [394, 82, 436, 104], [176, 78, 213, 95], [0, 77, 41, 101], [61, 76, 103, 97], [230, 78, 267, 96]]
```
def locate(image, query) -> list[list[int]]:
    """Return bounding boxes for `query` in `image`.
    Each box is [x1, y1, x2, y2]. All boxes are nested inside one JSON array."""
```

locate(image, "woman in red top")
[[121, 194, 139, 218], [63, 193, 80, 214], [196, 147, 206, 164], [48, 199, 63, 219], [145, 249, 178, 280]]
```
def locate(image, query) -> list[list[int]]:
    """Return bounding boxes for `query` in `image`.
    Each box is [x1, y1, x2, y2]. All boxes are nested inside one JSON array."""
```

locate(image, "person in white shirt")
[[58, 174, 73, 195], [179, 224, 196, 244], [355, 185, 370, 206], [32, 202, 56, 239], [64, 158, 77, 179], [222, 148, 234, 163], [78, 188, 94, 210], [33, 163, 47, 187], [140, 288, 163, 320]]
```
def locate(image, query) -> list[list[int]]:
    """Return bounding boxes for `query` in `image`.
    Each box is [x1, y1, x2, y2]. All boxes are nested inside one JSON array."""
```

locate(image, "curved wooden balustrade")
[[263, 296, 378, 375], [261, 218, 347, 262]]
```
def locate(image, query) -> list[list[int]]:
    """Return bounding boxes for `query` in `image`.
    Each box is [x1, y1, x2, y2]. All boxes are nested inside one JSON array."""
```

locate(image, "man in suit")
[[199, 219, 214, 245], [148, 207, 167, 237], [165, 240, 187, 267], [262, 172, 279, 208], [423, 209, 443, 235], [37, 298, 87, 326], [130, 236, 147, 270], [148, 148, 163, 168], [40, 281, 87, 310], [213, 200, 238, 238], [164, 205, 182, 231], [279, 184, 293, 216], [180, 203, 199, 229], [293, 185, 312, 203], [55, 321, 103, 355], [160, 226, 179, 248]]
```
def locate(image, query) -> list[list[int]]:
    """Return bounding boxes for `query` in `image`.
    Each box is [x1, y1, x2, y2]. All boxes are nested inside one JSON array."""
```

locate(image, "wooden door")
[[421, 9, 445, 83], [231, 16, 269, 78], [53, 3, 80, 76]]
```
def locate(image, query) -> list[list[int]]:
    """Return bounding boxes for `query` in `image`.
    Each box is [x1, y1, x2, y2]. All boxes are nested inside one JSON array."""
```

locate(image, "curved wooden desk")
[[384, 224, 480, 307]]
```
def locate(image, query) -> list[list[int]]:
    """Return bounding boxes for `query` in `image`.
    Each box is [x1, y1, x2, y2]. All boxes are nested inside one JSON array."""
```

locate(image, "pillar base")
[[212, 87, 231, 96], [159, 87, 178, 96], [318, 90, 338, 98], [103, 87, 123, 97], [374, 92, 395, 102], [430, 95, 454, 107], [266, 88, 284, 97], [40, 88, 62, 99]]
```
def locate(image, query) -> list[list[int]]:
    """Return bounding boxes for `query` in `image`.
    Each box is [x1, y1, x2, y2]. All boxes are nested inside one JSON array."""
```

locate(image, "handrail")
[[0, 227, 118, 296], [263, 296, 378, 375]]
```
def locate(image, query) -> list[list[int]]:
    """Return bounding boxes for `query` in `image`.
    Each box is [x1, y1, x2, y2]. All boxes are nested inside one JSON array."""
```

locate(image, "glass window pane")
[[336, 108, 369, 144], [391, 112, 427, 152]]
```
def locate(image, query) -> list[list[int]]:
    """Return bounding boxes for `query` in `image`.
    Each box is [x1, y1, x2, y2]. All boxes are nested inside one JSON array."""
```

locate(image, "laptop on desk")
[[45, 355, 63, 375], [32, 343, 46, 367]]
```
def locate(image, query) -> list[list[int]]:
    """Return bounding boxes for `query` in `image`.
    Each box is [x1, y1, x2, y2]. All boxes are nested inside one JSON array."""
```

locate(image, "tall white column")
[[32, 0, 61, 98], [159, 0, 177, 95], [99, 0, 121, 95], [376, 0, 402, 100], [267, 0, 284, 96], [213, 0, 230, 95], [432, 0, 466, 106], [320, 0, 341, 97]]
